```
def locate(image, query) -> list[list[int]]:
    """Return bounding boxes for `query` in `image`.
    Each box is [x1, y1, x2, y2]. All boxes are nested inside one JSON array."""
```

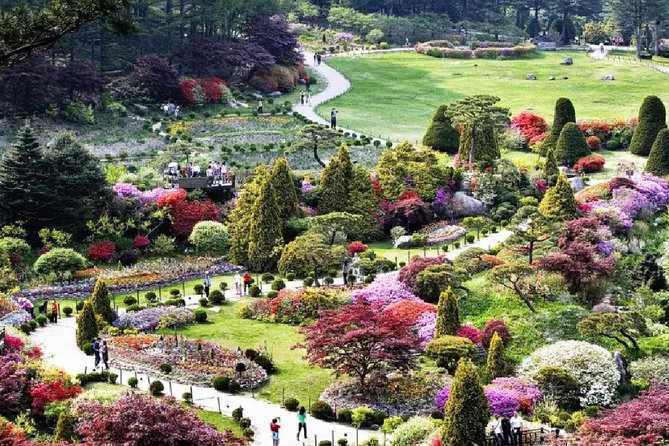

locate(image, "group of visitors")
[[234, 271, 254, 296], [92, 337, 109, 371], [342, 253, 361, 285], [165, 160, 233, 184], [19, 298, 59, 323], [299, 91, 311, 105], [268, 406, 308, 446], [312, 53, 322, 65], [491, 412, 524, 446], [616, 162, 637, 178], [162, 102, 180, 118]]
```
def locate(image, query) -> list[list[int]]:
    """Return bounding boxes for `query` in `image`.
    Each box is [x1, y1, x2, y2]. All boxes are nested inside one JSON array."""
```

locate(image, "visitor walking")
[[257, 100, 263, 114], [306, 93, 311, 104], [300, 91, 305, 105], [50, 301, 59, 323], [234, 272, 242, 296], [492, 416, 504, 446], [600, 42, 604, 53], [174, 106, 180, 118], [242, 271, 252, 296], [101, 340, 109, 370], [204, 275, 211, 298], [313, 53, 317, 65], [92, 337, 101, 370], [330, 108, 337, 129], [511, 412, 524, 446], [502, 416, 512, 446], [297, 407, 307, 441], [270, 417, 281, 446], [342, 260, 350, 285], [351, 253, 361, 283], [316, 53, 322, 65]]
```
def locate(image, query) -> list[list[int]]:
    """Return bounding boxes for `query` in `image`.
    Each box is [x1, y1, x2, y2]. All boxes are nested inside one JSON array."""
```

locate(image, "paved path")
[[587, 44, 669, 75]]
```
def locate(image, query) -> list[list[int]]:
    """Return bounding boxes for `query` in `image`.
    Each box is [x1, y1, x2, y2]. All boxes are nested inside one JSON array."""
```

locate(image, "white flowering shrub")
[[630, 355, 669, 383], [390, 417, 436, 446], [517, 340, 620, 407]]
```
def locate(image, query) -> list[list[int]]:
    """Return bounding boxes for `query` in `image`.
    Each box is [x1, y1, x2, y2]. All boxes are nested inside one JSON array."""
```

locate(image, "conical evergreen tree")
[[0, 122, 51, 234], [645, 129, 669, 175], [54, 411, 76, 442], [75, 301, 98, 349], [544, 149, 559, 176], [319, 145, 354, 214], [423, 105, 460, 154], [270, 158, 300, 222], [631, 95, 668, 156], [554, 122, 589, 166], [345, 165, 381, 240], [248, 177, 284, 272], [542, 98, 576, 154], [538, 174, 579, 222], [486, 332, 506, 381], [457, 123, 500, 165], [90, 279, 114, 324], [441, 359, 489, 446], [435, 287, 460, 337], [228, 165, 270, 267]]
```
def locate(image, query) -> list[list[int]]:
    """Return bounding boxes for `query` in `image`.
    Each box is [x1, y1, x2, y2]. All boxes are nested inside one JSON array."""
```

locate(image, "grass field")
[[319, 51, 669, 142]]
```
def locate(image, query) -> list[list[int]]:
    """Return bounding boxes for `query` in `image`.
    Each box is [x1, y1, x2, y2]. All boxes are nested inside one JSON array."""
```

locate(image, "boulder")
[[251, 92, 264, 100], [526, 73, 537, 80], [601, 74, 615, 81], [548, 76, 556, 80], [561, 57, 573, 65], [394, 235, 414, 249], [562, 76, 569, 80], [569, 177, 585, 192], [297, 78, 307, 85], [133, 104, 149, 114], [451, 191, 487, 218], [268, 91, 282, 98], [497, 55, 507, 61]]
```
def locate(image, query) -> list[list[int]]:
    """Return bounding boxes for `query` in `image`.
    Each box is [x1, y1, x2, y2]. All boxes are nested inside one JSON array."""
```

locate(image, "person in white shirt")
[[491, 416, 504, 446], [234, 272, 242, 296], [191, 164, 201, 177], [510, 412, 523, 446]]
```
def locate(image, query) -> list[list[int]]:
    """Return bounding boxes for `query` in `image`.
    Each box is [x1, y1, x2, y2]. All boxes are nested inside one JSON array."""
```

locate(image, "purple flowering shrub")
[[435, 378, 542, 416], [351, 274, 420, 309], [113, 306, 195, 332]]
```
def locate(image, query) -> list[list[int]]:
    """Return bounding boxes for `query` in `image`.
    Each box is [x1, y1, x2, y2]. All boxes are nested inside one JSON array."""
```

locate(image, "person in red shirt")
[[270, 418, 281, 446], [242, 271, 252, 296]]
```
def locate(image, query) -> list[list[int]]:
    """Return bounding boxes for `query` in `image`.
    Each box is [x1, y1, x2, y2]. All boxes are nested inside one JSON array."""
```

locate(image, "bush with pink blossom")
[[351, 273, 420, 309]]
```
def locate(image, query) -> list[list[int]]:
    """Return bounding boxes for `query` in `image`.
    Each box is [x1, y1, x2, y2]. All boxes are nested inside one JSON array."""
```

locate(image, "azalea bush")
[[435, 378, 541, 416], [398, 256, 447, 294], [180, 77, 230, 105], [352, 273, 420, 309], [511, 112, 548, 144], [113, 306, 195, 332], [242, 288, 349, 324], [88, 241, 116, 262], [573, 155, 605, 173], [30, 379, 82, 415], [348, 241, 368, 256]]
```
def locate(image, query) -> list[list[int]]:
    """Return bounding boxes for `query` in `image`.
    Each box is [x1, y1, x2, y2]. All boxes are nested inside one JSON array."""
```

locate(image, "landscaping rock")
[[133, 104, 149, 114], [561, 57, 573, 65], [549, 76, 556, 80], [251, 92, 264, 100], [394, 235, 414, 249], [451, 191, 487, 218], [601, 74, 615, 81], [497, 55, 507, 61], [562, 76, 569, 80], [526, 73, 537, 80], [569, 177, 585, 192], [297, 78, 307, 85], [268, 91, 282, 98]]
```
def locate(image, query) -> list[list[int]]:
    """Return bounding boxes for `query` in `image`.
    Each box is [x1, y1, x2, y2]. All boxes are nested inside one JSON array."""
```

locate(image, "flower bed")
[[241, 288, 350, 324], [416, 41, 535, 59], [418, 221, 466, 246], [107, 334, 268, 388], [473, 45, 536, 59], [113, 306, 195, 332], [0, 310, 31, 327], [415, 42, 473, 59]]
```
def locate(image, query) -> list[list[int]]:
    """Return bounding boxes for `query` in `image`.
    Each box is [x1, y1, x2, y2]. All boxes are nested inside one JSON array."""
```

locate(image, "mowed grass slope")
[[319, 51, 669, 142]]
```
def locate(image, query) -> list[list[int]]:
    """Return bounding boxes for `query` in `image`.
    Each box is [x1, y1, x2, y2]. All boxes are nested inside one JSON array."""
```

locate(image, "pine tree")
[[319, 144, 354, 214], [90, 279, 114, 324], [435, 287, 460, 337], [538, 174, 579, 222], [441, 359, 489, 446], [544, 148, 559, 176], [645, 129, 669, 175], [54, 410, 76, 442], [554, 122, 589, 166], [542, 97, 576, 154], [228, 165, 269, 267], [0, 122, 51, 234], [457, 122, 500, 165], [345, 165, 381, 240], [486, 332, 506, 381], [630, 95, 667, 156], [270, 157, 299, 222], [423, 105, 460, 154], [75, 300, 98, 349], [247, 177, 284, 272]]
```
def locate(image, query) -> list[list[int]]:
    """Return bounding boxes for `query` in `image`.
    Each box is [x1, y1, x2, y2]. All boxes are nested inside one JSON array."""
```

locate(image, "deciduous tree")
[[578, 311, 648, 350]]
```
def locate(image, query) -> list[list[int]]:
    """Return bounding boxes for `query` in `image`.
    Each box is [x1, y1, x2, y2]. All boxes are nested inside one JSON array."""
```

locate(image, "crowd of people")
[[164, 160, 234, 185], [491, 412, 525, 446]]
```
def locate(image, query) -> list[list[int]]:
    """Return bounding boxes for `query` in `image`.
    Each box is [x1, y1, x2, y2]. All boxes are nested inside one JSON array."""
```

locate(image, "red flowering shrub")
[[481, 319, 512, 349], [30, 379, 82, 414], [534, 179, 548, 193], [398, 256, 447, 293], [156, 189, 221, 237], [382, 300, 436, 325], [134, 235, 151, 250], [348, 241, 368, 256], [456, 325, 482, 344], [579, 121, 611, 139], [88, 241, 116, 262], [585, 136, 601, 151], [156, 188, 187, 208], [0, 360, 27, 416], [529, 132, 548, 146], [398, 191, 421, 201], [180, 77, 229, 105], [4, 334, 24, 352], [511, 112, 548, 143], [482, 254, 505, 267], [249, 65, 298, 93], [573, 155, 605, 173]]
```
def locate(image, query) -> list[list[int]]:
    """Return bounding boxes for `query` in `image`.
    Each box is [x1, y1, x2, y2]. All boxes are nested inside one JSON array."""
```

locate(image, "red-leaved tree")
[[156, 189, 221, 237], [573, 383, 669, 445], [76, 394, 245, 446], [537, 242, 614, 294], [299, 303, 421, 388], [511, 112, 548, 143], [30, 379, 82, 414], [398, 256, 447, 293]]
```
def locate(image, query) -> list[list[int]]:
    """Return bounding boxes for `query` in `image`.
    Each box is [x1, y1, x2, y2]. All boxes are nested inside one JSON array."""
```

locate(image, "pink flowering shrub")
[[456, 325, 482, 344], [352, 273, 420, 309], [416, 311, 436, 348]]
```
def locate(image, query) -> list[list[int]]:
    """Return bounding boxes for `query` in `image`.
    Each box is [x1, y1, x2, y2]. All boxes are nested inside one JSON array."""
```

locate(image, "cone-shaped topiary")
[[90, 279, 114, 324], [75, 300, 98, 350], [423, 105, 460, 154], [630, 95, 667, 156], [319, 144, 354, 214], [541, 98, 575, 154], [271, 157, 300, 222], [457, 123, 500, 165], [486, 332, 506, 381], [544, 148, 559, 176], [441, 359, 489, 446], [54, 410, 76, 442], [538, 174, 579, 222], [435, 287, 460, 337], [554, 122, 589, 166], [248, 177, 284, 272], [645, 129, 669, 175]]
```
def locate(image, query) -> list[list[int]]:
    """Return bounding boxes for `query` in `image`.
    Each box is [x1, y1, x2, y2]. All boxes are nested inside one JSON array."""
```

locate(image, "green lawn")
[[191, 407, 245, 437], [319, 51, 669, 142]]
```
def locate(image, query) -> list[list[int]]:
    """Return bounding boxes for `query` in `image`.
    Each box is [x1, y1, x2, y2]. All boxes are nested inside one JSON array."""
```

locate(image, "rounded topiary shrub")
[[123, 296, 137, 306], [36, 315, 47, 326], [311, 400, 334, 420], [188, 221, 229, 255], [145, 292, 157, 302], [193, 308, 208, 323], [630, 95, 667, 156], [554, 122, 589, 166], [199, 298, 208, 307], [125, 304, 144, 312], [286, 272, 296, 281], [194, 284, 204, 295], [149, 380, 164, 396], [645, 128, 669, 175], [303, 277, 314, 287], [209, 290, 224, 305], [254, 355, 276, 374], [159, 363, 173, 374], [261, 273, 275, 283], [63, 306, 73, 316], [76, 301, 85, 311], [542, 97, 576, 154], [249, 285, 261, 297], [182, 391, 193, 404], [212, 376, 231, 391], [128, 377, 138, 388], [271, 279, 286, 291], [228, 380, 241, 393], [284, 397, 300, 411], [337, 408, 353, 423], [266, 290, 279, 299]]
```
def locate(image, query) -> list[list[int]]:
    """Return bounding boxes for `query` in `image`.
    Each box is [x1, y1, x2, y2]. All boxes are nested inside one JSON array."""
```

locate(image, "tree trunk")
[[514, 283, 536, 312], [313, 143, 326, 168], [528, 240, 534, 264], [655, 19, 661, 56], [636, 24, 643, 58], [469, 123, 476, 165]]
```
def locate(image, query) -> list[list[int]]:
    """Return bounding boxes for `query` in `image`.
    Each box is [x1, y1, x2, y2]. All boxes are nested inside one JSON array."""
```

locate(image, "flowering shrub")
[[573, 155, 605, 173], [112, 183, 174, 205], [156, 190, 221, 237], [415, 41, 474, 59], [382, 301, 436, 326], [511, 112, 548, 144], [0, 310, 31, 327], [398, 256, 447, 293], [352, 274, 420, 309], [456, 325, 482, 344], [336, 32, 354, 41], [180, 77, 230, 105], [88, 241, 116, 262], [579, 121, 612, 139], [481, 319, 512, 349], [518, 340, 619, 407], [436, 378, 541, 416], [390, 417, 437, 446], [113, 306, 195, 332], [348, 241, 368, 256], [529, 132, 548, 146], [107, 334, 267, 388], [243, 288, 349, 324], [585, 136, 601, 150], [134, 235, 150, 250], [30, 379, 82, 414], [630, 356, 669, 384], [418, 222, 466, 246], [0, 359, 27, 415], [416, 311, 436, 348]]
